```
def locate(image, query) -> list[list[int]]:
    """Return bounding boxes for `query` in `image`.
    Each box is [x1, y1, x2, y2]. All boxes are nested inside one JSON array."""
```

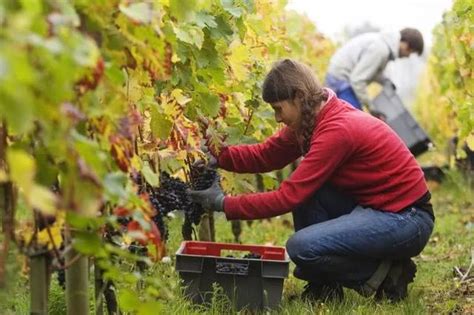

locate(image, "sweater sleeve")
[[223, 124, 355, 220], [217, 127, 302, 173], [350, 42, 389, 105]]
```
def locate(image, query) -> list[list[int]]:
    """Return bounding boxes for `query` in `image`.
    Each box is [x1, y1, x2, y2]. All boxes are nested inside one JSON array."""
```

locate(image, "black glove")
[[187, 178, 225, 212]]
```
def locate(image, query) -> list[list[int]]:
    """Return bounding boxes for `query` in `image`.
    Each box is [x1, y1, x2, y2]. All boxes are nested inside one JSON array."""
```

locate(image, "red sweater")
[[219, 89, 428, 220]]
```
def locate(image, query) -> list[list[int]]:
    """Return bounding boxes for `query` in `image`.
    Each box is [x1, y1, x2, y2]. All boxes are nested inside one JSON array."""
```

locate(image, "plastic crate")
[[371, 85, 432, 156], [175, 241, 290, 310]]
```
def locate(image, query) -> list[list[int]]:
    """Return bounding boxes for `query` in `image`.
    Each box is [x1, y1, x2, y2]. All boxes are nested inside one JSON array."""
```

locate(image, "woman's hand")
[[193, 145, 218, 169], [187, 178, 225, 212]]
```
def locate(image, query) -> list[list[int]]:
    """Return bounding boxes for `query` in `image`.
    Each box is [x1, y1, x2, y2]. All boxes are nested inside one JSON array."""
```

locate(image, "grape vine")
[[0, 0, 334, 312], [413, 0, 473, 154]]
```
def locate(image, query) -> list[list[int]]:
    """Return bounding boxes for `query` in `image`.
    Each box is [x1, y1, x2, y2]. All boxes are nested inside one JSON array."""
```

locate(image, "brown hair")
[[400, 28, 424, 55], [262, 59, 328, 155]]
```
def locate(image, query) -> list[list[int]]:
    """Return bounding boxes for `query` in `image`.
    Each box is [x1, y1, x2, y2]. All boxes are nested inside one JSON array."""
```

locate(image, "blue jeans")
[[337, 87, 362, 110], [286, 185, 434, 289], [325, 74, 362, 110]]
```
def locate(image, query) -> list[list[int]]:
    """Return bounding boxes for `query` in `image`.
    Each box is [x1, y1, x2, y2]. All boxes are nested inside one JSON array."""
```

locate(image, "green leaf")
[[103, 172, 128, 201], [138, 301, 163, 315], [173, 24, 204, 49], [105, 64, 126, 86], [74, 131, 108, 177], [150, 105, 173, 140], [198, 92, 220, 117], [20, 0, 43, 16], [0, 51, 35, 133], [119, 2, 154, 24], [227, 41, 250, 81], [169, 0, 197, 22], [67, 212, 105, 230], [35, 149, 58, 186], [195, 12, 217, 28], [262, 173, 278, 190], [73, 231, 106, 256], [142, 163, 159, 187], [221, 0, 244, 17], [118, 289, 140, 312], [73, 36, 100, 67]]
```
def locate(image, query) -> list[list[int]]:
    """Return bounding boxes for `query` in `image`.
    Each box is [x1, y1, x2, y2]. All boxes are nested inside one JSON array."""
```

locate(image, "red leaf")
[[114, 206, 130, 217]]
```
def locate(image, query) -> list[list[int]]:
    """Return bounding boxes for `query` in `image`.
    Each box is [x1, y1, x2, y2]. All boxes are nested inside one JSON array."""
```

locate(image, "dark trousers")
[[286, 186, 434, 289]]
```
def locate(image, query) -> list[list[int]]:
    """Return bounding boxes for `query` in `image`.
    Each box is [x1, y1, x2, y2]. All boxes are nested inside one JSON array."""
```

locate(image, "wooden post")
[[30, 254, 49, 315], [66, 242, 89, 315]]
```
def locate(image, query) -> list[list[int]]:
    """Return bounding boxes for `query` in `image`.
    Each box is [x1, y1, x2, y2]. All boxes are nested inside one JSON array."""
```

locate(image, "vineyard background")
[[0, 0, 472, 314]]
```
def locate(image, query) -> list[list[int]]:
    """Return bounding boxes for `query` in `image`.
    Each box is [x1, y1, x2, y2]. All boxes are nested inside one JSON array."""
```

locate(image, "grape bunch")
[[181, 166, 219, 240], [243, 253, 262, 259], [150, 172, 192, 215], [131, 168, 220, 241], [131, 172, 191, 240], [191, 166, 218, 190], [188, 166, 219, 225], [225, 253, 262, 259]]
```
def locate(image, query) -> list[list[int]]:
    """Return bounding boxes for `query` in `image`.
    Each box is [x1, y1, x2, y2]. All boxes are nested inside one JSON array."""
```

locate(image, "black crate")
[[371, 85, 432, 156], [175, 241, 290, 310]]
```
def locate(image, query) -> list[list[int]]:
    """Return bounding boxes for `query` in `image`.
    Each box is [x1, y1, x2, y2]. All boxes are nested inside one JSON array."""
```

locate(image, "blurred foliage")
[[413, 0, 473, 157], [0, 0, 334, 312]]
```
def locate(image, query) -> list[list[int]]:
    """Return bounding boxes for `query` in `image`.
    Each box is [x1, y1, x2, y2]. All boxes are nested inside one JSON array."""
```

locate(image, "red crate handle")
[[181, 241, 287, 261]]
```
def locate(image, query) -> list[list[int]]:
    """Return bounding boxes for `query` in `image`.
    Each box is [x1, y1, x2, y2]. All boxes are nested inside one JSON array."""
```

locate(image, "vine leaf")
[[173, 24, 205, 49], [227, 41, 250, 81], [142, 163, 159, 187], [221, 0, 244, 17], [119, 2, 154, 25], [150, 105, 173, 140], [198, 92, 220, 117]]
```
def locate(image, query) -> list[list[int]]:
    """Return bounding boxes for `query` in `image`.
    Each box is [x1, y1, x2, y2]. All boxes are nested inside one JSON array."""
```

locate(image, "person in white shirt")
[[325, 28, 424, 110]]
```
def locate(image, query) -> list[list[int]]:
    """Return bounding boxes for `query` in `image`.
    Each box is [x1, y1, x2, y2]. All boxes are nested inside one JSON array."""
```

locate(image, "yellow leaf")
[[158, 148, 177, 159], [6, 149, 35, 192], [36, 228, 60, 250], [171, 53, 180, 63], [227, 40, 250, 81], [176, 150, 188, 161], [17, 226, 34, 245], [131, 155, 142, 171], [186, 131, 198, 149], [30, 184, 57, 215], [171, 89, 192, 106]]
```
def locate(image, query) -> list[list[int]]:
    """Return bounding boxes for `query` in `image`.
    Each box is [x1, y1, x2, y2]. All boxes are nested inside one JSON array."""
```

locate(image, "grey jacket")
[[327, 32, 400, 105]]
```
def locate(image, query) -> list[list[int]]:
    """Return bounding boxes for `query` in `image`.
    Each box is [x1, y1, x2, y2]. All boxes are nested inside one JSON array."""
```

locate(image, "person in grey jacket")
[[325, 28, 424, 110]]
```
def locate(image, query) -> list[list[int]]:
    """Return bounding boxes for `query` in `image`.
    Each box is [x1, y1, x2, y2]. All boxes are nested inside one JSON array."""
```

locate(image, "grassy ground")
[[1, 170, 472, 314]]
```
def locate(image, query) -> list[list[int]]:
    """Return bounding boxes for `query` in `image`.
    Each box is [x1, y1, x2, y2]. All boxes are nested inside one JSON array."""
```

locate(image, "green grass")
[[1, 170, 472, 314]]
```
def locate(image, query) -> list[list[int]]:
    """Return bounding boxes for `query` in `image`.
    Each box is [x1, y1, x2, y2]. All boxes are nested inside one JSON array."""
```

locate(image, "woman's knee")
[[286, 233, 306, 261], [286, 232, 321, 263]]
